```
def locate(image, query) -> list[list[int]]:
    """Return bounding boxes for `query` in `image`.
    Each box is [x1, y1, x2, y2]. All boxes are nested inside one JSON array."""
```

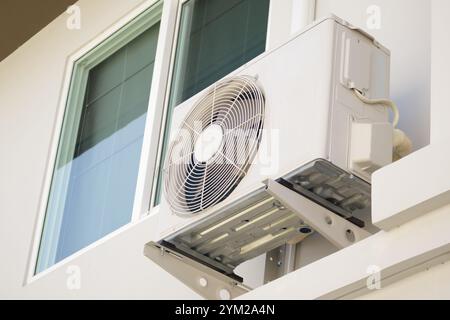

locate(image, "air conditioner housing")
[[154, 16, 391, 277]]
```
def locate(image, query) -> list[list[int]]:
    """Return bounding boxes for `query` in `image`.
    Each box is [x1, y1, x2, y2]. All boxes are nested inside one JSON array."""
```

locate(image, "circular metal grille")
[[163, 76, 265, 216]]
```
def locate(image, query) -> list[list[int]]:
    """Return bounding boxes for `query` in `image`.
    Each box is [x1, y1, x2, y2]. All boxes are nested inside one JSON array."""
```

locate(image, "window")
[[153, 0, 270, 205], [36, 5, 162, 273]]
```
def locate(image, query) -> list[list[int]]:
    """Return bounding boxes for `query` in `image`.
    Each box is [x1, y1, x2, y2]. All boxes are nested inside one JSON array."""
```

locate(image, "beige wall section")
[[0, 0, 200, 299], [316, 0, 431, 151]]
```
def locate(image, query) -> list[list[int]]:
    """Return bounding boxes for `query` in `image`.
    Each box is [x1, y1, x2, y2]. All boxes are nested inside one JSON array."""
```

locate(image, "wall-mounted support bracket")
[[144, 172, 373, 299], [263, 179, 372, 282], [265, 179, 371, 249], [264, 243, 297, 284], [144, 242, 250, 300]]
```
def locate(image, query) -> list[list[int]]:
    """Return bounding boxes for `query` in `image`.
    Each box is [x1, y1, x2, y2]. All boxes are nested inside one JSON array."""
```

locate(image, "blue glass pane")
[[36, 22, 160, 273], [54, 114, 146, 261]]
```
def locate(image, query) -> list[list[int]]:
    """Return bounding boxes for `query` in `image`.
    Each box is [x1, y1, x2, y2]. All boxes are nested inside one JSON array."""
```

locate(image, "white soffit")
[[372, 142, 450, 230]]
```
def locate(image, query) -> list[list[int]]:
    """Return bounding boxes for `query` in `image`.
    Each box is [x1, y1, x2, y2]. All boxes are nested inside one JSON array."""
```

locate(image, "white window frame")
[[27, 0, 175, 283], [147, 0, 185, 211]]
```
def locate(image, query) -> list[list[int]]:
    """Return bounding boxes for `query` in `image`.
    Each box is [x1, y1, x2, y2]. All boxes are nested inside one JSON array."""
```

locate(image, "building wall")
[[0, 0, 445, 300]]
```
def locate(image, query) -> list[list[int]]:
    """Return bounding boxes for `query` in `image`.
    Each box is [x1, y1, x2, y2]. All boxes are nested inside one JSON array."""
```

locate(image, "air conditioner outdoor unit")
[[146, 16, 392, 299]]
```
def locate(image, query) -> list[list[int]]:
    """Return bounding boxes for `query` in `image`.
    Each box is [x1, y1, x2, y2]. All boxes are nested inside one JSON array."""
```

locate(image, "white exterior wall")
[[1, 0, 448, 300]]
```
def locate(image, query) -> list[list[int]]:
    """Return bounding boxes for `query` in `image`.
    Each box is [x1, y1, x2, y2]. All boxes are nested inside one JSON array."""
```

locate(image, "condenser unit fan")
[[163, 76, 265, 216]]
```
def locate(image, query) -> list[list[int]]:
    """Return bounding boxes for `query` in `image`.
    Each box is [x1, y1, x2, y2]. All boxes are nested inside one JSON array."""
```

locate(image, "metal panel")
[[144, 242, 250, 300]]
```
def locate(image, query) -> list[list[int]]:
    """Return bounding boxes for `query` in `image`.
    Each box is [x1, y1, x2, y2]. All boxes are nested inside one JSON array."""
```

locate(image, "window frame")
[[27, 0, 170, 282], [147, 0, 187, 210]]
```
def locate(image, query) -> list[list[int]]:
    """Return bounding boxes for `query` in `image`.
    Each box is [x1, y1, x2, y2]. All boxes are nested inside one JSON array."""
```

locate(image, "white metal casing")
[[155, 16, 390, 242]]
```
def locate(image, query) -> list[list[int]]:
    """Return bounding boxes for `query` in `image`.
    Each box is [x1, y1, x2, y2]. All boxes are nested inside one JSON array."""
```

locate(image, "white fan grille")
[[164, 76, 265, 216]]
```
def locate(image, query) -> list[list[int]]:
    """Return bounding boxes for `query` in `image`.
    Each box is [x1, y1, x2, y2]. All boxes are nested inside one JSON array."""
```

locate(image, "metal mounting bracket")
[[144, 176, 372, 299], [264, 243, 297, 283], [144, 242, 250, 300], [264, 179, 371, 249], [263, 179, 372, 282]]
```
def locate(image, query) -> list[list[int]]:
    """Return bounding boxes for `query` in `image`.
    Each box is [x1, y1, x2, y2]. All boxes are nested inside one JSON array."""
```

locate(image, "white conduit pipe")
[[353, 89, 400, 128]]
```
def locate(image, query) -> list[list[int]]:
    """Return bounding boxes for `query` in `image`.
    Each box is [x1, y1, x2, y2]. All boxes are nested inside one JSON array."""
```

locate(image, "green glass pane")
[[171, 0, 270, 106]]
